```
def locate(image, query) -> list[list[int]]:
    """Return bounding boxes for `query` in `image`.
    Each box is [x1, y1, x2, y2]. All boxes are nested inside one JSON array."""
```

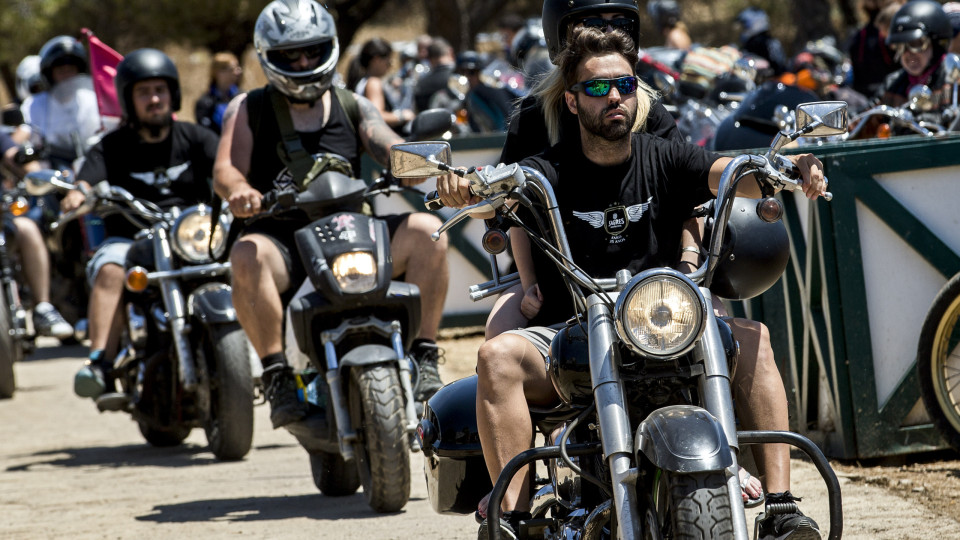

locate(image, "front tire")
[[917, 272, 960, 451], [659, 471, 733, 540], [202, 324, 255, 461], [348, 364, 410, 513], [138, 421, 191, 447], [0, 286, 20, 399]]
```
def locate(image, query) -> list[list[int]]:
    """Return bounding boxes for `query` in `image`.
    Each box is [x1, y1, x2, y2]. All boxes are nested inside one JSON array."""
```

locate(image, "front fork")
[[320, 318, 420, 461], [587, 290, 749, 540], [0, 230, 29, 341], [151, 227, 197, 391]]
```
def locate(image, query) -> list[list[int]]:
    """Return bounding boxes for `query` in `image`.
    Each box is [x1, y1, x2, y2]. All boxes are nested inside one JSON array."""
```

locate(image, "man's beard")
[[578, 97, 636, 142], [138, 112, 173, 137]]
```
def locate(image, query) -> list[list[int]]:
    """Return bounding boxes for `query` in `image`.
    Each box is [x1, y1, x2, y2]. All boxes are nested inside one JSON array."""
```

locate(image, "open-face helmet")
[[254, 0, 340, 103], [886, 0, 952, 46], [542, 0, 641, 63], [39, 35, 89, 86], [114, 48, 182, 121], [16, 55, 46, 102]]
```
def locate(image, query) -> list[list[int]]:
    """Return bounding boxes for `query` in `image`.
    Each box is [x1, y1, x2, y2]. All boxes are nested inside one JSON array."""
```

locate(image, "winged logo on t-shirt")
[[129, 161, 191, 194], [573, 196, 653, 237]]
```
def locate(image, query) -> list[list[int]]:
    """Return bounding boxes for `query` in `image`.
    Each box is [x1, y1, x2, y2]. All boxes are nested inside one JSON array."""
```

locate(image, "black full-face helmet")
[[542, 0, 641, 63], [887, 0, 953, 46], [39, 35, 89, 86], [114, 48, 182, 121]]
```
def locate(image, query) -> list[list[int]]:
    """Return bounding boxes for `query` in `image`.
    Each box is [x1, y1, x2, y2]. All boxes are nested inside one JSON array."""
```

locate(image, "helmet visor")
[[266, 40, 335, 73]]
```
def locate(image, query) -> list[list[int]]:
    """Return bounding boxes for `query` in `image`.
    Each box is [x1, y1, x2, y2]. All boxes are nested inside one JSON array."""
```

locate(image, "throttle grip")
[[424, 190, 445, 211]]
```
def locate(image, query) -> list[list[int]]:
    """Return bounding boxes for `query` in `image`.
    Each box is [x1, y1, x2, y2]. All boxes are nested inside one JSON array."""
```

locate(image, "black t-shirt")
[[516, 132, 717, 327], [499, 94, 683, 164], [78, 121, 218, 239], [247, 86, 361, 193]]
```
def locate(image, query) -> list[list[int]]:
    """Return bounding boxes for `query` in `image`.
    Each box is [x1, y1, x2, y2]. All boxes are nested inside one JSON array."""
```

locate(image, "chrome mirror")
[[24, 169, 75, 196], [944, 53, 960, 85], [907, 85, 936, 112], [390, 142, 452, 178], [795, 101, 848, 136], [651, 71, 678, 96]]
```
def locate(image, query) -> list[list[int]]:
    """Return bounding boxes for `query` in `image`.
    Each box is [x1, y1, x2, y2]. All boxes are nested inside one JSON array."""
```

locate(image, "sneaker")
[[756, 491, 821, 540], [263, 365, 308, 429], [33, 302, 73, 339], [74, 354, 108, 398], [411, 341, 444, 402]]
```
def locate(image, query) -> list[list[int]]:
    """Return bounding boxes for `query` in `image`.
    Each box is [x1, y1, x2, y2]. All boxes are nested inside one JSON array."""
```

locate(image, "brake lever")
[[430, 196, 507, 241]]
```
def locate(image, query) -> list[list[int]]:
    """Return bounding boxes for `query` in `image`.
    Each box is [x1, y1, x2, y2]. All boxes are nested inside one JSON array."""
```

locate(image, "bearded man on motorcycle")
[[63, 49, 220, 399], [438, 27, 828, 540], [474, 2, 813, 536], [214, 0, 448, 430], [878, 0, 955, 108]]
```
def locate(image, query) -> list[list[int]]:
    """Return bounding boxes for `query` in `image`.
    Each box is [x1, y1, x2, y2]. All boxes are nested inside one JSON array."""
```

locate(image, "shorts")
[[86, 237, 134, 288], [503, 324, 564, 362], [238, 213, 410, 304]]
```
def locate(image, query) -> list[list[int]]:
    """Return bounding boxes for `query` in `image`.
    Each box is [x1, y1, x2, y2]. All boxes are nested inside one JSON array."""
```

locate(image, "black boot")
[[262, 363, 308, 429], [411, 340, 444, 402], [756, 491, 821, 540]]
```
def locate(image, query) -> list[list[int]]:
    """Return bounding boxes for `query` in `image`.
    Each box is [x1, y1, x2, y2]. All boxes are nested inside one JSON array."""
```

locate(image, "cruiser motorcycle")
[[400, 102, 848, 539], [25, 171, 255, 460]]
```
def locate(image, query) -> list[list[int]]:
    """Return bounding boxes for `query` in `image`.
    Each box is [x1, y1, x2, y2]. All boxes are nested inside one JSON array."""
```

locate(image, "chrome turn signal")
[[757, 197, 784, 223], [125, 266, 149, 292]]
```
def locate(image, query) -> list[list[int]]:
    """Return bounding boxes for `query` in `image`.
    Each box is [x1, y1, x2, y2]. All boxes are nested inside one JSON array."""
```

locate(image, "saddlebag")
[[416, 375, 492, 514]]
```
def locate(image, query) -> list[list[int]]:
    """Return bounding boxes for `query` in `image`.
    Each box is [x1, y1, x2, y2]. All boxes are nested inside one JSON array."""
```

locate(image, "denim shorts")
[[85, 237, 134, 287]]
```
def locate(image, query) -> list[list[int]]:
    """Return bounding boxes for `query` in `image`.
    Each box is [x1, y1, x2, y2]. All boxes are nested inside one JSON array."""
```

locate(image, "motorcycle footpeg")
[[95, 392, 131, 412]]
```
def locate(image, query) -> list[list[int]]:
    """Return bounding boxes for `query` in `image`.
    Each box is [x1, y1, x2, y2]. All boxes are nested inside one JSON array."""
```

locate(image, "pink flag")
[[81, 28, 123, 120]]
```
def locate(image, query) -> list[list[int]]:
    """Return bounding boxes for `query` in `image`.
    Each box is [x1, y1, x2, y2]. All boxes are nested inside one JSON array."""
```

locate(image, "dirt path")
[[0, 338, 957, 539]]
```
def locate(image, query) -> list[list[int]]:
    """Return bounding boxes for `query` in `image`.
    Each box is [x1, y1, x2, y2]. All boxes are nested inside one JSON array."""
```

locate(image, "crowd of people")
[[2, 1, 960, 539]]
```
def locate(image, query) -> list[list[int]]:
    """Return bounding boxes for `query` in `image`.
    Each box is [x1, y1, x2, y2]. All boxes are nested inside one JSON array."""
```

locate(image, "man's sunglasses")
[[579, 17, 636, 34], [569, 76, 639, 97], [269, 42, 329, 64], [896, 37, 931, 54]]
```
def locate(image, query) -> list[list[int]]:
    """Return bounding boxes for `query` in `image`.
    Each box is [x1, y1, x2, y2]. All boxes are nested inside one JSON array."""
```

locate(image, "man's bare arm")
[[356, 93, 402, 167], [214, 93, 262, 217]]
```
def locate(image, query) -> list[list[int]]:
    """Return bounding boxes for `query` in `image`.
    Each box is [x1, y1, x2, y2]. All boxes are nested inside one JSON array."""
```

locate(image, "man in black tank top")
[[214, 0, 448, 429]]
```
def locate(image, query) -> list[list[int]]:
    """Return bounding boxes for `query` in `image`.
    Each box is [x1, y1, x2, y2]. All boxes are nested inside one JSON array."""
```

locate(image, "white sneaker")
[[33, 302, 73, 339]]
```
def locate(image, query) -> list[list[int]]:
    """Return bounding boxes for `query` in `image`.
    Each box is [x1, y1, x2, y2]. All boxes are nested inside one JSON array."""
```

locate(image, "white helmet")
[[16, 55, 45, 102], [254, 0, 340, 103]]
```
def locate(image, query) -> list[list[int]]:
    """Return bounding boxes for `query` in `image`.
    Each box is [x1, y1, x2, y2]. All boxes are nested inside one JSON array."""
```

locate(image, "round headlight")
[[170, 205, 230, 263], [614, 269, 706, 359], [331, 251, 377, 293]]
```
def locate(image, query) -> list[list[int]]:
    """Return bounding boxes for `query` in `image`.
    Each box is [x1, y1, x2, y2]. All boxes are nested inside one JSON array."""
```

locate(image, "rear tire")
[[310, 451, 361, 496], [660, 471, 733, 540], [917, 272, 960, 451], [0, 287, 22, 399], [202, 324, 254, 461], [348, 364, 410, 513]]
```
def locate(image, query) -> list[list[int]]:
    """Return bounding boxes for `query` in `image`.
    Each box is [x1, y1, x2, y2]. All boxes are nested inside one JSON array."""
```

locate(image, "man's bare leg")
[[476, 333, 556, 513]]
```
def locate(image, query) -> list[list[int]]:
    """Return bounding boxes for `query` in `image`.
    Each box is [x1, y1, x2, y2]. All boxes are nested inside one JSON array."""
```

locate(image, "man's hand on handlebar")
[[435, 172, 479, 208], [60, 181, 90, 214], [788, 153, 827, 200], [227, 184, 264, 218]]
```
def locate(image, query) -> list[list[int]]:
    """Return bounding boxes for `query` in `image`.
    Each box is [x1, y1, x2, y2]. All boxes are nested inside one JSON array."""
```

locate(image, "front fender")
[[338, 344, 399, 369], [635, 405, 733, 473], [188, 283, 237, 325]]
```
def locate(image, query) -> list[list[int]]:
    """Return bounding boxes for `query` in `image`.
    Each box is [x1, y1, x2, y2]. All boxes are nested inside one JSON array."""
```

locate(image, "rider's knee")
[[402, 213, 448, 249], [229, 238, 263, 279], [477, 333, 526, 382]]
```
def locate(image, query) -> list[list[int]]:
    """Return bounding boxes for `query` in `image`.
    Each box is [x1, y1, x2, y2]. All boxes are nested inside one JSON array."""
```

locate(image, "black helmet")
[[887, 0, 953, 45], [510, 18, 547, 67], [39, 35, 89, 86], [456, 50, 484, 72], [707, 197, 790, 300], [542, 0, 641, 63], [647, 0, 681, 32], [114, 48, 182, 121]]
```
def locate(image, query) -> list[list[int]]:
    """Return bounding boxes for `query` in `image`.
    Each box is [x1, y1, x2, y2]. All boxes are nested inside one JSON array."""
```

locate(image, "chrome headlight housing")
[[170, 205, 230, 264], [331, 251, 377, 293], [614, 269, 707, 359]]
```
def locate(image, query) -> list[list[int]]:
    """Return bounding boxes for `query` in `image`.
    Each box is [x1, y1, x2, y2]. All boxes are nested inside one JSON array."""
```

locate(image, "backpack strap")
[[333, 85, 361, 138]]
